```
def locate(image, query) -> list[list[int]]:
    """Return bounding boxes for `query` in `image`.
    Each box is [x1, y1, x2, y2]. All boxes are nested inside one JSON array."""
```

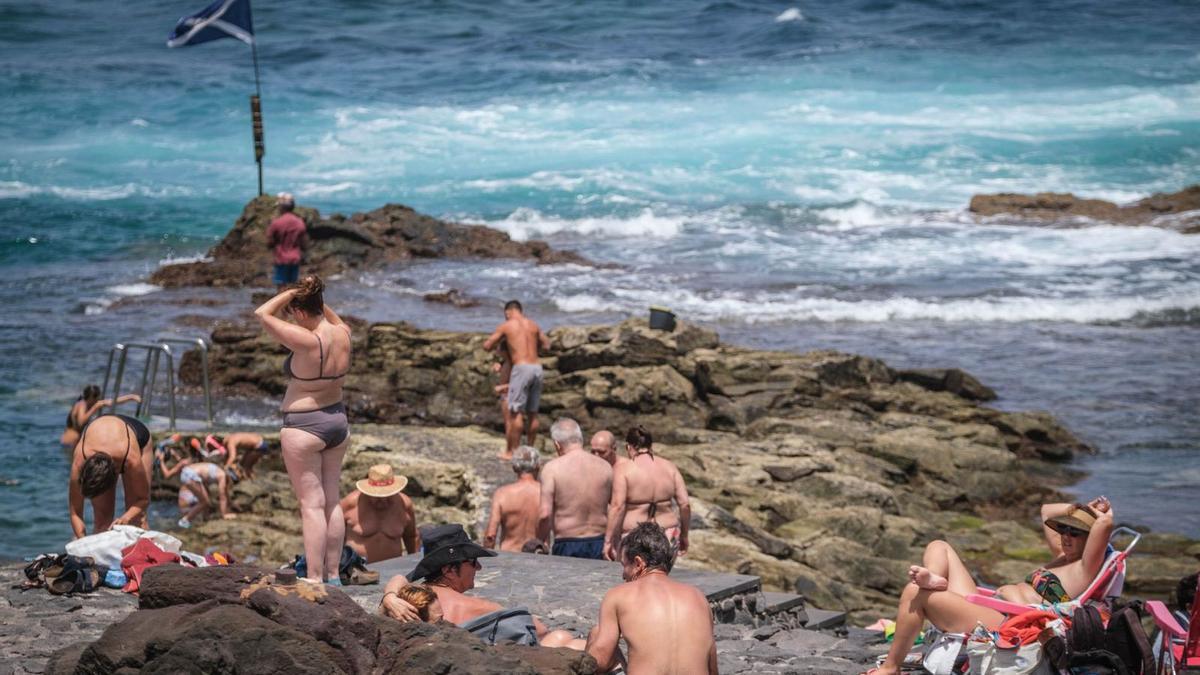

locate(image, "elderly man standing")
[[589, 430, 629, 470], [538, 418, 612, 559], [587, 522, 718, 674], [482, 300, 550, 459], [484, 445, 543, 552], [341, 464, 420, 564], [265, 192, 307, 289]]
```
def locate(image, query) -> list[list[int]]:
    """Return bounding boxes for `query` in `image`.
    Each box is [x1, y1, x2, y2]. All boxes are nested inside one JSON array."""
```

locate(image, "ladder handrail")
[[102, 342, 177, 431], [153, 336, 213, 426]]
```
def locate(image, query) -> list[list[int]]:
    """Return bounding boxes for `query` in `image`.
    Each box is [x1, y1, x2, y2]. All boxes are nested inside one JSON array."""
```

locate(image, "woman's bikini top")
[[283, 332, 349, 382], [1026, 567, 1072, 604], [66, 398, 87, 432], [627, 450, 673, 520], [79, 417, 133, 474]]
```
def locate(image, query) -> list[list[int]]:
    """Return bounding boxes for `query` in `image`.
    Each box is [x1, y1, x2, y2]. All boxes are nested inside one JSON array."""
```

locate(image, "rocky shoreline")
[[969, 184, 1200, 233]]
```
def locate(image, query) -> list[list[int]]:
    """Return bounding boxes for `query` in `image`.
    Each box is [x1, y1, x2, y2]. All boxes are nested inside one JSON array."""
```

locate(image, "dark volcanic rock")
[[969, 184, 1200, 233], [51, 565, 597, 675], [423, 288, 481, 308], [149, 196, 592, 288], [138, 563, 269, 608]]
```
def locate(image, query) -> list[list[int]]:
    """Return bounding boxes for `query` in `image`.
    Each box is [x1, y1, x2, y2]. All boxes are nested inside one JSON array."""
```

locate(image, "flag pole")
[[249, 37, 265, 196]]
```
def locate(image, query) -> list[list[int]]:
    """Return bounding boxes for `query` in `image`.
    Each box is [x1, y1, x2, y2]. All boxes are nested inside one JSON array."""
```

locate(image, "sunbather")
[[68, 414, 153, 537], [379, 524, 582, 649], [871, 497, 1114, 675]]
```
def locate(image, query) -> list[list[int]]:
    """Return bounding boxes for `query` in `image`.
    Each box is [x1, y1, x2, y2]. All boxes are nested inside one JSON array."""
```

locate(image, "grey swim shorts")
[[507, 364, 543, 414]]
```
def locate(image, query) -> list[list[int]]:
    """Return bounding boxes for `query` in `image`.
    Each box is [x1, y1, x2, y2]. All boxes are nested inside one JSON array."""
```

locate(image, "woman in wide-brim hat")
[[870, 497, 1114, 675]]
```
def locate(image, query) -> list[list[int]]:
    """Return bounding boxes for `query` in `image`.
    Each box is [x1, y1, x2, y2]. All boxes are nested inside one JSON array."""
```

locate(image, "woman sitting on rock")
[[603, 426, 691, 563], [255, 275, 352, 584], [871, 497, 1113, 675]]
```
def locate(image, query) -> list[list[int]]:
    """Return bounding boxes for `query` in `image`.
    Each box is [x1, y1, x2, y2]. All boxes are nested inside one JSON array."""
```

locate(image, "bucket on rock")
[[649, 306, 677, 332]]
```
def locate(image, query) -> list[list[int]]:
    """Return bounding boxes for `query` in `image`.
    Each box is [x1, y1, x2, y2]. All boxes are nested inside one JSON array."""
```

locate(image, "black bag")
[[1070, 605, 1108, 652], [1103, 606, 1155, 675], [1067, 649, 1131, 675]]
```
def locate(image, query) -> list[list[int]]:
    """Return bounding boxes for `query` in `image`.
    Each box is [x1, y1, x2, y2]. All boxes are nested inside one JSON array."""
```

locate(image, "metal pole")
[[136, 350, 154, 417], [109, 351, 128, 416], [250, 40, 264, 196], [101, 345, 121, 402], [198, 339, 214, 427], [163, 347, 177, 431], [146, 349, 162, 418]]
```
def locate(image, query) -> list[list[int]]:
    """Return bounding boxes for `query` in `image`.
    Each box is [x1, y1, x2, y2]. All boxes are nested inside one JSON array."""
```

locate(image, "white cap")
[[277, 192, 294, 205]]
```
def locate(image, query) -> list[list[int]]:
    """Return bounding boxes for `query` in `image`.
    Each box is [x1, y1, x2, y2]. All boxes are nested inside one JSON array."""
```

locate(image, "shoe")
[[177, 517, 191, 529]]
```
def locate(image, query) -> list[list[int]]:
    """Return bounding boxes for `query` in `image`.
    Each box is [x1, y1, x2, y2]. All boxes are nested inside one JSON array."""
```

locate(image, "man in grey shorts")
[[483, 300, 550, 459]]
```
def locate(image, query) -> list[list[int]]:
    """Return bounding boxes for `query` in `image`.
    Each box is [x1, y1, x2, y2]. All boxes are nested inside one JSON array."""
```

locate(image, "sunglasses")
[[1051, 523, 1088, 538]]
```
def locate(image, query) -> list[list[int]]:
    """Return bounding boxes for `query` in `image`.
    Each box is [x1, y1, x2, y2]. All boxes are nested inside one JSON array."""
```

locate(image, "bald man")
[[589, 430, 629, 470]]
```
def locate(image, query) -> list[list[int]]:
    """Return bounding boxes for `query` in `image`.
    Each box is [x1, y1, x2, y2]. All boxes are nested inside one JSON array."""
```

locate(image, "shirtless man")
[[538, 418, 613, 559], [482, 300, 550, 459], [221, 431, 270, 479], [589, 430, 629, 470], [379, 524, 579, 648], [587, 522, 718, 675], [340, 464, 420, 563], [484, 446, 543, 552]]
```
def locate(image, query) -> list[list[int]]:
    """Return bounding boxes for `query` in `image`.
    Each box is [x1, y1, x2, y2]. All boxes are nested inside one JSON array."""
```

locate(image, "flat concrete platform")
[[363, 551, 761, 634]]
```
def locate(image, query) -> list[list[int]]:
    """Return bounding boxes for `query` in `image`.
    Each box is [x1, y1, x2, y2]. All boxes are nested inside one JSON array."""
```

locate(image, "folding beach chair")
[[1147, 582, 1200, 675], [965, 527, 1141, 619]]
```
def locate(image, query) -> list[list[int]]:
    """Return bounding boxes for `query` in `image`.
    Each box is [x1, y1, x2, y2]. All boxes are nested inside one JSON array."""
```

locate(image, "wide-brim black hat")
[[406, 524, 496, 582]]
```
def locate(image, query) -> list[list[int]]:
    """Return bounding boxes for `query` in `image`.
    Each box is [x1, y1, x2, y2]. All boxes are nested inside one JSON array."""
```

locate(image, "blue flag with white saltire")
[[167, 0, 255, 48]]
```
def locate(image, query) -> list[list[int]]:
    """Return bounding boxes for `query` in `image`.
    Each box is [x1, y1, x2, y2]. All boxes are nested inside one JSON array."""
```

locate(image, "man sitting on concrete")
[[379, 524, 580, 648], [341, 464, 420, 563], [587, 522, 718, 674], [538, 418, 613, 559], [484, 446, 543, 552], [589, 430, 629, 470]]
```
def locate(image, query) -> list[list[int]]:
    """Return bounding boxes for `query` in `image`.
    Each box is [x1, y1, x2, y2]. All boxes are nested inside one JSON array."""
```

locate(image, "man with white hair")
[[538, 418, 612, 559], [265, 191, 307, 289], [484, 445, 544, 552]]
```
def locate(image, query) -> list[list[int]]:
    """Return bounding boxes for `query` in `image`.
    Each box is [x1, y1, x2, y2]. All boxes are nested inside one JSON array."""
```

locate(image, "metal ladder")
[[100, 336, 214, 430]]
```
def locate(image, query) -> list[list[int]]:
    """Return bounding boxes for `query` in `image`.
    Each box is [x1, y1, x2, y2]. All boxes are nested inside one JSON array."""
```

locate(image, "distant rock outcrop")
[[969, 184, 1200, 233], [183, 318, 1090, 463], [149, 196, 591, 288]]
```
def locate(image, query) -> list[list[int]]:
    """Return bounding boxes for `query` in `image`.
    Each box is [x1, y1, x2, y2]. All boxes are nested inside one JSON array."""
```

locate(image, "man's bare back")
[[341, 490, 419, 563], [485, 477, 542, 551], [602, 573, 717, 675], [486, 315, 546, 365], [540, 448, 612, 540]]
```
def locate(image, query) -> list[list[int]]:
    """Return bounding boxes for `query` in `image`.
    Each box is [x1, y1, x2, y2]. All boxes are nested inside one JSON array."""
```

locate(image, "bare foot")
[[497, 452, 513, 460], [908, 565, 949, 591], [222, 513, 238, 520], [865, 667, 899, 675]]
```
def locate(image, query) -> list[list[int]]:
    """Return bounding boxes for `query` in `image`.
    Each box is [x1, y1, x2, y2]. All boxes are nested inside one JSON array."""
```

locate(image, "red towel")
[[120, 538, 180, 594], [998, 609, 1065, 647]]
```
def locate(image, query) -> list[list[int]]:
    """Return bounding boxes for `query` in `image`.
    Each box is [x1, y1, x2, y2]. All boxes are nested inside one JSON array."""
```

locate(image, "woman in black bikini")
[[255, 274, 352, 584], [60, 384, 140, 452], [602, 426, 691, 563], [68, 413, 154, 537], [871, 497, 1114, 675]]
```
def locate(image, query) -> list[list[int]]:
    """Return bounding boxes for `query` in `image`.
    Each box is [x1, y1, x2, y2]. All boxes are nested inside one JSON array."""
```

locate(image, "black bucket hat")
[[406, 524, 497, 582]]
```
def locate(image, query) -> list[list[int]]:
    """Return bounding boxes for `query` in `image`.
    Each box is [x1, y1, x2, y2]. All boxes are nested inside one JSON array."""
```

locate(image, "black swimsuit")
[[79, 414, 150, 474]]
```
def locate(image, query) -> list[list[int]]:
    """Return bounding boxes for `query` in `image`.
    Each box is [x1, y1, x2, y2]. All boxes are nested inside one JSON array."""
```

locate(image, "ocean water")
[[1, 0, 1197, 559]]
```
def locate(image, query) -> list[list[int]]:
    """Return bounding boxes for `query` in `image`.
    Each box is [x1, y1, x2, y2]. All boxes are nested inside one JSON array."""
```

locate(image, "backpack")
[[1104, 606, 1155, 675], [1064, 604, 1154, 675]]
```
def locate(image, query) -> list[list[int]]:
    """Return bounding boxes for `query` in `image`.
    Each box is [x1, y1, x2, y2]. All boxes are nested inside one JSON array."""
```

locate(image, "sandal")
[[47, 558, 107, 595], [344, 566, 379, 586]]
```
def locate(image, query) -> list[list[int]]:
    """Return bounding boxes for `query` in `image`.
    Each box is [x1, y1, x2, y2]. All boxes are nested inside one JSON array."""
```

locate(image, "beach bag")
[[967, 635, 1053, 675], [1069, 605, 1107, 653], [66, 525, 182, 569], [459, 607, 540, 646], [922, 629, 969, 675], [1101, 606, 1154, 675]]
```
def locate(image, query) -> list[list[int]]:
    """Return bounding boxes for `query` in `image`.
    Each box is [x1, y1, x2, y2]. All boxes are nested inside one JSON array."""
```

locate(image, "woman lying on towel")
[[871, 497, 1113, 675]]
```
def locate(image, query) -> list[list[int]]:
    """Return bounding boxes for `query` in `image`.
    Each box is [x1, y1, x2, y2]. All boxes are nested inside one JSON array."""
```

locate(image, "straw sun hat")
[[355, 464, 408, 498]]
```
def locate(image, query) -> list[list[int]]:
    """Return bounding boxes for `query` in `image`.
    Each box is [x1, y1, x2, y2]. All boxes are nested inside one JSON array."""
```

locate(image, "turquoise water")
[[0, 0, 1197, 557]]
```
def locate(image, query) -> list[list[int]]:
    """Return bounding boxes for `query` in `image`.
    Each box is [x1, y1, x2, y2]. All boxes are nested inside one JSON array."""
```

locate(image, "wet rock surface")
[[969, 184, 1200, 233], [149, 196, 592, 288]]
